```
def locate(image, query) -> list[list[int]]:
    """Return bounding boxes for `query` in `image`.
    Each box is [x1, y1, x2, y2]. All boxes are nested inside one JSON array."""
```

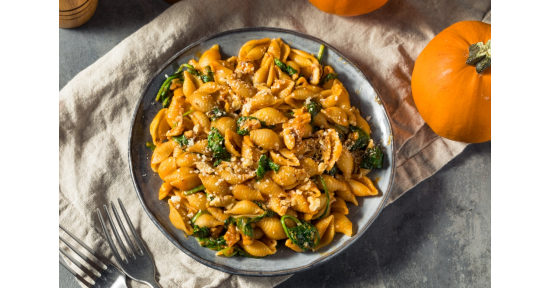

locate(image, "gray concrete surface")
[[59, 1, 491, 286]]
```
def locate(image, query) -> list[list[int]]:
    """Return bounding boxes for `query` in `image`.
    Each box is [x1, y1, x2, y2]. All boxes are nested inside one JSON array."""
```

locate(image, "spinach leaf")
[[182, 64, 200, 76], [184, 184, 205, 195], [280, 215, 320, 251], [206, 107, 227, 121], [320, 73, 338, 85], [235, 217, 254, 238], [359, 146, 384, 169], [256, 154, 280, 180], [207, 128, 231, 165], [201, 65, 214, 83], [349, 125, 371, 151], [305, 101, 322, 123], [146, 142, 156, 151], [274, 58, 297, 76], [326, 166, 339, 177], [236, 116, 271, 136], [196, 236, 226, 250], [192, 226, 210, 238], [172, 134, 188, 146]]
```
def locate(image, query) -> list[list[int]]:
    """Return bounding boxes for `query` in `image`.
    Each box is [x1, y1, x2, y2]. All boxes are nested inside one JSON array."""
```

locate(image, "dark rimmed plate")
[[128, 27, 395, 276]]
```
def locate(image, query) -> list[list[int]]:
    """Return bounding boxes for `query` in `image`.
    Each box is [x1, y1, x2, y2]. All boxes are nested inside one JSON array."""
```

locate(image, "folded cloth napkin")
[[59, 0, 491, 287]]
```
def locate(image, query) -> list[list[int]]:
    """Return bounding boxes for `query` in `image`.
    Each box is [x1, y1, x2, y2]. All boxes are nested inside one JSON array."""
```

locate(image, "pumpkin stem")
[[466, 40, 491, 74]]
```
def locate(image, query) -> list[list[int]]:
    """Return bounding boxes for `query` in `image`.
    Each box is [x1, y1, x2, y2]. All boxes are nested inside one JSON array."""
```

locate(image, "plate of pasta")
[[129, 28, 395, 276]]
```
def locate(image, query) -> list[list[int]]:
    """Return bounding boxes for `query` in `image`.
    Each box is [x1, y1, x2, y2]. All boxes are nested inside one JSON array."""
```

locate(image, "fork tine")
[[59, 234, 105, 272], [59, 248, 98, 279], [117, 198, 146, 255], [110, 201, 138, 258], [96, 207, 125, 265], [59, 256, 92, 288], [102, 205, 131, 261], [60, 225, 109, 267]]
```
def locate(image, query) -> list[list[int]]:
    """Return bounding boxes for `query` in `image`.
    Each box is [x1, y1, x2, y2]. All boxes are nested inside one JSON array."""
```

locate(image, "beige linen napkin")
[[59, 0, 491, 287]]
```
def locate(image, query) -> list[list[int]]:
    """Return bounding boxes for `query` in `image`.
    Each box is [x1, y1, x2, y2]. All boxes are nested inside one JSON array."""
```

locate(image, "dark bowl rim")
[[128, 27, 396, 277]]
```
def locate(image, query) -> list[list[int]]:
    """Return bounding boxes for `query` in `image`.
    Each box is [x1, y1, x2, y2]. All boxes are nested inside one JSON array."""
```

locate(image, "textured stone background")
[[59, 0, 491, 286]]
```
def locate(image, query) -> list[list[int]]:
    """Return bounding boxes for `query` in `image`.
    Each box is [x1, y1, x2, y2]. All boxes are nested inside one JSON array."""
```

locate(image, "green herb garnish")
[[182, 64, 199, 76], [320, 73, 338, 85], [256, 154, 281, 180], [184, 184, 205, 195], [181, 109, 194, 117], [201, 65, 214, 83], [349, 125, 371, 151], [146, 142, 156, 151], [207, 128, 231, 166], [359, 146, 384, 169], [207, 107, 227, 121], [236, 116, 271, 136], [317, 44, 325, 63], [274, 58, 297, 76], [172, 134, 188, 146], [305, 101, 322, 124], [280, 215, 320, 251], [192, 226, 210, 238], [196, 236, 226, 251]]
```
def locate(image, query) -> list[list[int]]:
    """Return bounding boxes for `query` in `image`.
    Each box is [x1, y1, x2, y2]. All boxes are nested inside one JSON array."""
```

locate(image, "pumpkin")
[[411, 21, 491, 143], [307, 0, 388, 16]]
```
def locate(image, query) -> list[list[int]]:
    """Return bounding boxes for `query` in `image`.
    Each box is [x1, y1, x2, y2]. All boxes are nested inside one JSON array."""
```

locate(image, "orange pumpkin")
[[307, 0, 388, 16], [411, 21, 491, 143]]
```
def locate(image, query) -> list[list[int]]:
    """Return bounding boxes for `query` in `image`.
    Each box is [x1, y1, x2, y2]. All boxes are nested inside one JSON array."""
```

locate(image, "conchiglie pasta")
[[148, 38, 384, 258]]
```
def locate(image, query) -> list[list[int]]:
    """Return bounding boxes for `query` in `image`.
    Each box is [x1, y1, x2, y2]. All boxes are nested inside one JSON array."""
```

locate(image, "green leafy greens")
[[316, 175, 330, 220], [184, 184, 205, 195], [305, 101, 322, 123], [207, 128, 231, 166], [280, 215, 320, 251], [274, 58, 297, 76], [206, 107, 227, 121], [236, 116, 272, 136], [359, 146, 384, 169], [201, 65, 214, 83], [349, 125, 371, 151], [320, 73, 338, 85], [317, 44, 325, 63], [172, 134, 188, 146], [256, 154, 281, 180], [146, 142, 156, 151]]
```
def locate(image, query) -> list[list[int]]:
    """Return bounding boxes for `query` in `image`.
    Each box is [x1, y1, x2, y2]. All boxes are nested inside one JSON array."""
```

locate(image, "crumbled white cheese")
[[171, 196, 181, 204]]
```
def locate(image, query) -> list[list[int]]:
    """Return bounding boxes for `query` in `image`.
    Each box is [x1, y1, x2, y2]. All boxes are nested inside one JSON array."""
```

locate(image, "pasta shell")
[[176, 152, 203, 167], [193, 214, 224, 228], [158, 182, 172, 200], [163, 167, 195, 183], [170, 174, 202, 192], [189, 111, 211, 133], [232, 184, 264, 201], [211, 117, 237, 137], [168, 199, 193, 235], [239, 239, 275, 257], [251, 108, 288, 126], [336, 148, 354, 179], [300, 158, 322, 177], [183, 71, 197, 98], [354, 110, 371, 135], [285, 239, 303, 252], [253, 227, 265, 240], [312, 216, 335, 251], [150, 108, 168, 145], [207, 207, 230, 222], [187, 92, 216, 113], [348, 179, 375, 197], [351, 174, 379, 196], [321, 107, 348, 126], [250, 129, 283, 150], [254, 178, 287, 198], [270, 149, 300, 166], [332, 213, 353, 236], [217, 169, 256, 185], [224, 200, 264, 216], [257, 217, 287, 240], [272, 166, 307, 187], [225, 130, 243, 157], [268, 196, 290, 216], [158, 157, 178, 181], [185, 192, 208, 212], [187, 139, 212, 156], [151, 140, 177, 165], [198, 44, 221, 70], [330, 196, 349, 215], [199, 174, 231, 196]]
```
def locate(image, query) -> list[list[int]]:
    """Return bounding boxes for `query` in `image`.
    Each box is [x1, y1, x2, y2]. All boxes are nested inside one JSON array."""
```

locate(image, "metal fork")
[[59, 225, 127, 288], [97, 199, 161, 288]]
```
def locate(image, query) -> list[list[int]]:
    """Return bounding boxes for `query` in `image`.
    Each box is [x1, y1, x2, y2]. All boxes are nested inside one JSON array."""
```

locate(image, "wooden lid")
[[59, 0, 90, 12]]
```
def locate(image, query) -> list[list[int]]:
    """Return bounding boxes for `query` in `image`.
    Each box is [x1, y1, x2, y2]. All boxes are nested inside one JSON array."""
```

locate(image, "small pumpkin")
[[411, 21, 491, 143], [307, 0, 388, 16]]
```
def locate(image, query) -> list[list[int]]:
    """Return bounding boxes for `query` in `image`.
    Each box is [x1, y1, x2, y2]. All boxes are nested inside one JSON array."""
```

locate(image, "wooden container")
[[59, 0, 98, 29]]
